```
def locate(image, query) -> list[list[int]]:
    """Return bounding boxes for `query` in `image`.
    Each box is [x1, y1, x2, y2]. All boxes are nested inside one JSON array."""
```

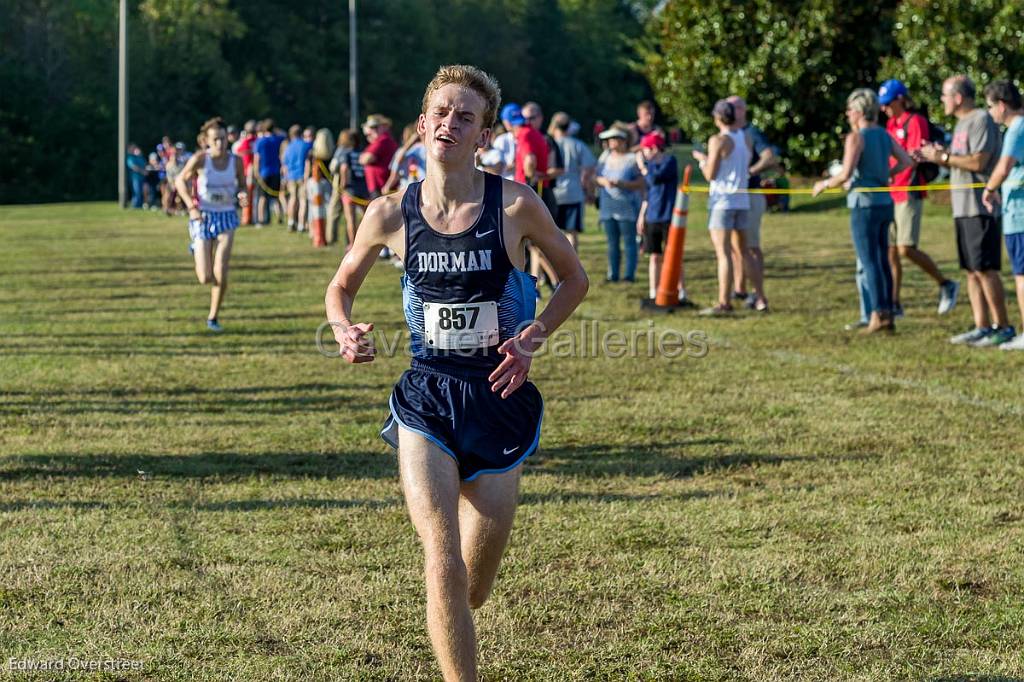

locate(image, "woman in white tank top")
[[174, 117, 248, 332], [694, 99, 753, 315]]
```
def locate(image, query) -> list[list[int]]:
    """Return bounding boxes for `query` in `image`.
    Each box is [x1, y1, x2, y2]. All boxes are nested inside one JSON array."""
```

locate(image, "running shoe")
[[731, 290, 749, 301], [844, 319, 869, 332], [206, 318, 223, 333], [744, 293, 758, 310], [892, 303, 905, 319], [950, 327, 990, 345], [999, 333, 1024, 351], [938, 280, 960, 315], [969, 326, 1016, 348]]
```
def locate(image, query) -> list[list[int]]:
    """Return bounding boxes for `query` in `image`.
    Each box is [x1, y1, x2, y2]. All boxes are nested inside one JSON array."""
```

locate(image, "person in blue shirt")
[[982, 80, 1024, 350], [636, 131, 680, 301], [126, 144, 146, 208], [253, 119, 286, 225], [283, 126, 314, 231]]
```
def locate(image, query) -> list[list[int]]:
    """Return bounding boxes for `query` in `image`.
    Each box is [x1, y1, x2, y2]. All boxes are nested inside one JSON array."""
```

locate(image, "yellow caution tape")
[[253, 173, 282, 198], [686, 181, 995, 196]]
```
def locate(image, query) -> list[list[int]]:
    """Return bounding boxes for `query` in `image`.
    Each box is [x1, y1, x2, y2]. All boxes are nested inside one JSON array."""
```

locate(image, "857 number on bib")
[[436, 306, 479, 330], [423, 301, 499, 350]]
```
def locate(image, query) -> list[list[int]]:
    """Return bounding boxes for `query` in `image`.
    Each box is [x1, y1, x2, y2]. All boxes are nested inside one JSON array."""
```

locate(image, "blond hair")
[[421, 64, 501, 129], [847, 88, 880, 122], [313, 128, 335, 161]]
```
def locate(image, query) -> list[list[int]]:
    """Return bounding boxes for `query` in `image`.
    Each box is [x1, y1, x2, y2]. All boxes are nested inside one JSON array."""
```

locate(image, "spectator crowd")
[[128, 75, 1024, 349]]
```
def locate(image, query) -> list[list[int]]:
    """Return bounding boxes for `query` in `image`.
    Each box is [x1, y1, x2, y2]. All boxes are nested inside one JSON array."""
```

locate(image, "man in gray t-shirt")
[[949, 108, 1000, 217], [919, 75, 1012, 346]]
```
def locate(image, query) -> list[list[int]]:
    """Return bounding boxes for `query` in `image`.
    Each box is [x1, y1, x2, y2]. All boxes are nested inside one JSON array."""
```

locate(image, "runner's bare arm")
[[233, 154, 248, 207], [489, 181, 588, 397], [514, 187, 588, 335], [175, 151, 205, 212], [324, 192, 405, 363]]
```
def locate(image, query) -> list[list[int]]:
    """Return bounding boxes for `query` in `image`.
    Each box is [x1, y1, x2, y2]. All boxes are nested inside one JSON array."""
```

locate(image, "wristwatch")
[[941, 151, 951, 165]]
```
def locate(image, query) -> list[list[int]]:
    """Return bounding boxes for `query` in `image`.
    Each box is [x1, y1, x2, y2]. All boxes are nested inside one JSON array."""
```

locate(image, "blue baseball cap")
[[878, 79, 908, 105], [500, 103, 525, 126]]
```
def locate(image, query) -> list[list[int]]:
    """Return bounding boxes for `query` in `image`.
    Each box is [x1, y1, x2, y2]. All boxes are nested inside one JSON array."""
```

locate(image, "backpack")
[[903, 114, 945, 185]]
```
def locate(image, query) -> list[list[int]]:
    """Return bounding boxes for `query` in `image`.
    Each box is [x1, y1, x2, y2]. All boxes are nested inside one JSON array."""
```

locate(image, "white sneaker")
[[999, 333, 1024, 350], [950, 327, 990, 345], [938, 280, 960, 315]]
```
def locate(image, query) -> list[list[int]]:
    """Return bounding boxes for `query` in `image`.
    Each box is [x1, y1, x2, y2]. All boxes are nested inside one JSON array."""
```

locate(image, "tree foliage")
[[641, 0, 900, 173], [0, 0, 650, 203], [880, 0, 1024, 127]]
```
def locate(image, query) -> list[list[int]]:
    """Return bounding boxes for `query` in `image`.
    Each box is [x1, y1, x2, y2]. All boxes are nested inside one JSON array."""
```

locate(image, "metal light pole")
[[349, 0, 358, 130], [118, 0, 128, 207]]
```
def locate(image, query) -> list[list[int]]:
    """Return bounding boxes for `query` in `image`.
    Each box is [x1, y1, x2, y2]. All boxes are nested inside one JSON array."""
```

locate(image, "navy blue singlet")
[[400, 172, 537, 370], [380, 172, 544, 481]]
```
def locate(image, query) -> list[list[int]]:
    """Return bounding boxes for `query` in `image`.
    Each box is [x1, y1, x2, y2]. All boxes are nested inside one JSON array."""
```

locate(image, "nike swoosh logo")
[[476, 229, 495, 238], [503, 446, 519, 455]]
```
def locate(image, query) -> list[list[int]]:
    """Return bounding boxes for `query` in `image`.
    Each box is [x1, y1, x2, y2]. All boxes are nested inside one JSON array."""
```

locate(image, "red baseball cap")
[[640, 131, 666, 149]]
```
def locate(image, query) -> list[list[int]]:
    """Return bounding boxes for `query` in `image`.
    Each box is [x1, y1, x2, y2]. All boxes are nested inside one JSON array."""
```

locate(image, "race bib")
[[208, 190, 230, 204], [422, 301, 499, 350]]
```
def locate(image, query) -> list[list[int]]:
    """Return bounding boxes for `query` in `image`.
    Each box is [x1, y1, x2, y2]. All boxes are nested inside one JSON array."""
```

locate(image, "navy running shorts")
[[1006, 232, 1024, 276], [380, 358, 544, 481]]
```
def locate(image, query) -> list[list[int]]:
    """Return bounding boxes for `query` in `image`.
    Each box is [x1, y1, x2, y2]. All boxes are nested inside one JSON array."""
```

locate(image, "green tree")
[[641, 0, 899, 173], [0, 0, 118, 202], [0, 0, 651, 203], [131, 0, 246, 146], [882, 0, 1024, 128]]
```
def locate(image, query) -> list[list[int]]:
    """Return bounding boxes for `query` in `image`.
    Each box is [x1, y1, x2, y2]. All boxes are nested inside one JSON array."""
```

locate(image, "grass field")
[[1, 194, 1023, 681]]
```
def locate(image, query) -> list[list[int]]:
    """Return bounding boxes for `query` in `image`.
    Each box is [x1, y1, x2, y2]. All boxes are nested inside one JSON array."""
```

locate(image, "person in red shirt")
[[359, 114, 399, 198], [512, 109, 547, 185], [880, 79, 959, 316], [233, 120, 257, 224], [511, 103, 560, 292]]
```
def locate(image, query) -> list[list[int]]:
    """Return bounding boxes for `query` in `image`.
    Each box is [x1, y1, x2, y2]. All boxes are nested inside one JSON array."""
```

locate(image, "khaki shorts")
[[890, 197, 922, 247], [746, 193, 766, 248], [285, 179, 304, 199]]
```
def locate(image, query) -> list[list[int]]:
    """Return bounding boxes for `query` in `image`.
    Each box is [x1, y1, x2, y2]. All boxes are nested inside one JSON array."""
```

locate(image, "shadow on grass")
[[520, 489, 716, 505], [0, 500, 112, 512], [172, 497, 400, 512], [0, 383, 383, 416], [0, 450, 395, 481], [527, 440, 877, 478], [929, 677, 1024, 682]]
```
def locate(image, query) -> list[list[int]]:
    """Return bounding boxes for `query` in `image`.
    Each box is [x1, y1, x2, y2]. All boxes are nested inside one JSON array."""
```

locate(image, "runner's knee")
[[425, 550, 468, 590], [897, 245, 914, 258], [468, 582, 491, 610]]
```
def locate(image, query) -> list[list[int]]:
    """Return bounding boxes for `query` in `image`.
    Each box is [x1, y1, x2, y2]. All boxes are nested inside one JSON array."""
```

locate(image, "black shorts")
[[643, 220, 669, 254], [259, 174, 281, 194], [955, 215, 1001, 272], [556, 203, 583, 232], [380, 358, 544, 481]]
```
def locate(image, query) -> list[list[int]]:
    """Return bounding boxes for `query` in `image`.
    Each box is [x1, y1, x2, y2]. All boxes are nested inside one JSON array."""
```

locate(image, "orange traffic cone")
[[647, 165, 693, 310]]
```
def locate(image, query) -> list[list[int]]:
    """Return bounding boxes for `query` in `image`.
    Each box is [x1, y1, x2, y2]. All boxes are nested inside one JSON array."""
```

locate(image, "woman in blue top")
[[814, 88, 912, 334], [595, 125, 644, 282]]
